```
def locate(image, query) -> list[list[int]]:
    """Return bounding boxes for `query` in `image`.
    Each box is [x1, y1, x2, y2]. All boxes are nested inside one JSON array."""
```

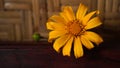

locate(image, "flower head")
[[46, 3, 103, 58]]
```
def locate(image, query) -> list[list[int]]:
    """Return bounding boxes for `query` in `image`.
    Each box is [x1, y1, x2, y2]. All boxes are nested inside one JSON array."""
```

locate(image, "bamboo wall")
[[0, 0, 120, 41], [0, 0, 33, 41]]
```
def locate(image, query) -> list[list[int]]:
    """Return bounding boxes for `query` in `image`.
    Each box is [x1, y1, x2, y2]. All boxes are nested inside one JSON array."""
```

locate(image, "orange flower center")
[[66, 20, 85, 36]]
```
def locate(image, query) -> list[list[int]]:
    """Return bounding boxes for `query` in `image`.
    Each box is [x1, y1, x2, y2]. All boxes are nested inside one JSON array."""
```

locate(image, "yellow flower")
[[46, 3, 103, 58]]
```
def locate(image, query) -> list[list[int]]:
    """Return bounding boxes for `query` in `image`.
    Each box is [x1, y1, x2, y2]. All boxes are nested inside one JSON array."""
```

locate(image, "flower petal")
[[60, 12, 69, 23], [62, 6, 75, 21], [46, 22, 65, 30], [84, 31, 103, 45], [46, 22, 54, 30], [48, 30, 67, 42], [74, 37, 83, 58], [60, 6, 75, 22], [81, 35, 94, 49], [62, 36, 74, 56], [53, 34, 71, 52], [76, 3, 88, 21], [82, 10, 99, 25], [50, 15, 67, 24], [85, 17, 102, 29]]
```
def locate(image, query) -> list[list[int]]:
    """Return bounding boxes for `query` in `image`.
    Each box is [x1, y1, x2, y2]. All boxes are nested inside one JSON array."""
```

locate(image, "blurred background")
[[0, 0, 120, 41]]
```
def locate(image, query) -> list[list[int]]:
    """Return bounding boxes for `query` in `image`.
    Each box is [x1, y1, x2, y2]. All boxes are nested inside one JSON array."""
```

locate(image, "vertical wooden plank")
[[53, 0, 60, 11], [47, 0, 54, 12], [98, 0, 105, 12], [85, 0, 91, 10], [0, 24, 15, 41], [20, 11, 26, 41], [26, 11, 33, 41], [15, 24, 21, 41], [9, 24, 15, 41], [118, 5, 120, 12], [0, 0, 4, 10], [0, 32, 8, 41], [105, 0, 112, 12], [112, 0, 119, 12], [97, 0, 105, 20], [39, 0, 48, 38], [20, 11, 31, 41], [91, 0, 97, 10], [32, 0, 40, 32], [20, 11, 33, 41], [47, 0, 54, 17]]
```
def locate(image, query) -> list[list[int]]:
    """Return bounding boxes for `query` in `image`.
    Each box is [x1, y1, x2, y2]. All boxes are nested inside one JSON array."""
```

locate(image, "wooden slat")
[[0, 0, 33, 41], [104, 19, 120, 31], [53, 0, 60, 11], [32, 0, 40, 32], [47, 12, 59, 17], [119, 5, 120, 12], [104, 20, 120, 26], [47, 0, 60, 17], [0, 11, 21, 18], [0, 0, 4, 10], [61, 0, 81, 5], [105, 0, 112, 12], [0, 24, 15, 41], [97, 0, 105, 20], [112, 0, 119, 12], [0, 18, 22, 24], [4, 0, 32, 3], [0, 32, 9, 40], [105, 12, 120, 19], [0, 24, 12, 31], [14, 24, 21, 41], [97, 0, 105, 13], [26, 11, 33, 41], [20, 11, 26, 41], [47, 0, 54, 12], [21, 11, 33, 41], [91, 0, 97, 10], [39, 0, 48, 38], [5, 2, 31, 10], [86, 0, 92, 11]]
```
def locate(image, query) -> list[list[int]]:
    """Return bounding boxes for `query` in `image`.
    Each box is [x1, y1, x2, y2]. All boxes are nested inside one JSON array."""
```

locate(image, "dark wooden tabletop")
[[0, 39, 120, 68]]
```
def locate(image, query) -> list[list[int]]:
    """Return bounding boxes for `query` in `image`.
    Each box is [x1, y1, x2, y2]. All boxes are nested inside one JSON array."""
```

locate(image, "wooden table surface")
[[0, 40, 120, 68]]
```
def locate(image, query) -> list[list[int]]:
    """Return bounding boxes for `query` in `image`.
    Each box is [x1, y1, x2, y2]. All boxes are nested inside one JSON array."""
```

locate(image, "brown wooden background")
[[0, 0, 120, 41]]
